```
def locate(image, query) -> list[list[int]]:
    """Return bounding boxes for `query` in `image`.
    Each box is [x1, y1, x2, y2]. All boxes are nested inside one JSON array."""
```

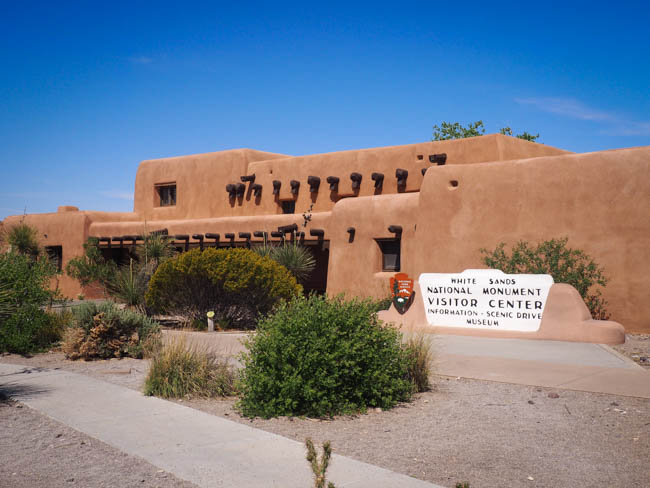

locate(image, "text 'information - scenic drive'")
[[419, 269, 554, 332]]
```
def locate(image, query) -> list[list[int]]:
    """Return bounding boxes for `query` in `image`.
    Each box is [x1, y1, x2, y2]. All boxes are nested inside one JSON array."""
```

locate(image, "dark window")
[[376, 239, 401, 271], [45, 245, 63, 271], [157, 184, 176, 207], [281, 200, 295, 214]]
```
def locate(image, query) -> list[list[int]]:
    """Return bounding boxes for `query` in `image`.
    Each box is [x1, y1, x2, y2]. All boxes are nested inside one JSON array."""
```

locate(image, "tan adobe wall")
[[411, 146, 650, 333], [133, 149, 287, 221], [2, 209, 91, 297], [133, 135, 570, 221], [326, 193, 419, 299]]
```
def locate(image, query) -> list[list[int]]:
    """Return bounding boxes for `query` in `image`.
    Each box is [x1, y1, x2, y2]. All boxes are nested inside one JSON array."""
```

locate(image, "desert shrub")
[[403, 333, 433, 393], [0, 282, 17, 322], [66, 237, 117, 294], [67, 234, 175, 306], [237, 294, 413, 418], [143, 335, 236, 398], [0, 251, 64, 354], [370, 295, 393, 312], [62, 301, 160, 360], [1, 306, 67, 354], [146, 248, 302, 329], [480, 237, 610, 319]]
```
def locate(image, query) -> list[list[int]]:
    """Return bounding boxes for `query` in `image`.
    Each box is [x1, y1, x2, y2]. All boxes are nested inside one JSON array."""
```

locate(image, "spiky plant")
[[269, 241, 315, 283], [106, 259, 149, 308], [4, 223, 40, 258], [137, 233, 175, 267], [305, 438, 336, 488]]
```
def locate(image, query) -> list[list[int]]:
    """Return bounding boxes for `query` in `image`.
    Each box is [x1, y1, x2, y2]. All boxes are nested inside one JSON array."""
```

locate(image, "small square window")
[[376, 239, 401, 271], [281, 200, 295, 214], [45, 245, 63, 271], [157, 184, 176, 207]]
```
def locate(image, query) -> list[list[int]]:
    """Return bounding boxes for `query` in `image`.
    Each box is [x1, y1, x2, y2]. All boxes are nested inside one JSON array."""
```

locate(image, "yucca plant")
[[269, 240, 316, 283], [3, 223, 40, 258], [137, 232, 175, 266], [106, 259, 149, 308]]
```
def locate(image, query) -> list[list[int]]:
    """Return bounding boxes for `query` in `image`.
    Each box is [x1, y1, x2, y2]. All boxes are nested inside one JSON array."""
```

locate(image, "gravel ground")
[[0, 396, 196, 488], [612, 333, 650, 369], [1, 335, 649, 488]]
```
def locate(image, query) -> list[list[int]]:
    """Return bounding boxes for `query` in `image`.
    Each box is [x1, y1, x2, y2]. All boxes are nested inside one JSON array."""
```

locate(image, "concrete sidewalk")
[[432, 335, 650, 398], [0, 363, 442, 488], [166, 330, 650, 398]]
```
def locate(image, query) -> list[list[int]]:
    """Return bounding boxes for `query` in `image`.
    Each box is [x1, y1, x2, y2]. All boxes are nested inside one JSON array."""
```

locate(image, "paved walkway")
[[0, 363, 442, 488], [431, 335, 650, 398], [164, 330, 650, 398]]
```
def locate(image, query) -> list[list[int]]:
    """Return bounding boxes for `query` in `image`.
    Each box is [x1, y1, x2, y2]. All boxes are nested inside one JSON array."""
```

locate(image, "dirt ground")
[[0, 396, 196, 488], [1, 334, 649, 488], [612, 333, 650, 369]]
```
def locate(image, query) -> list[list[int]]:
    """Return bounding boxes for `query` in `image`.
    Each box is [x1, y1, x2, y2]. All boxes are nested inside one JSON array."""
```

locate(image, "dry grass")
[[143, 334, 237, 399], [403, 332, 434, 392]]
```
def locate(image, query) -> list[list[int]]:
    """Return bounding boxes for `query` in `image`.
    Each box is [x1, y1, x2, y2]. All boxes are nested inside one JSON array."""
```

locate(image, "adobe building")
[[3, 135, 649, 335]]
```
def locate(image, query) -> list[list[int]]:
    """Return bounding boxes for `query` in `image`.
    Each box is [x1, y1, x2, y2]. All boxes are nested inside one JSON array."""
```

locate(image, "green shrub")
[[65, 237, 117, 294], [0, 251, 63, 354], [370, 295, 393, 312], [143, 335, 236, 398], [1, 306, 66, 355], [480, 237, 610, 319], [237, 294, 413, 418], [62, 301, 160, 360], [146, 248, 302, 329]]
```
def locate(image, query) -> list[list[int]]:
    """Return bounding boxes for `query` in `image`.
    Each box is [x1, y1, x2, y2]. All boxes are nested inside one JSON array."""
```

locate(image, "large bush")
[[480, 237, 609, 319], [237, 295, 414, 418], [0, 251, 64, 354], [62, 301, 160, 360], [145, 248, 302, 329]]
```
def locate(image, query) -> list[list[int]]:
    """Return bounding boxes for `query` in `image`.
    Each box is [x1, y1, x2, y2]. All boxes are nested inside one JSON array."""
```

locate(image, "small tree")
[[480, 238, 609, 319], [431, 121, 540, 142], [432, 121, 485, 140], [499, 126, 540, 142]]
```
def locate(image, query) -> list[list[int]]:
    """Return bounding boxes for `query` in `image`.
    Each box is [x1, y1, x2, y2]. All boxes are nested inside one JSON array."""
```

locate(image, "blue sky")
[[1, 1, 649, 219]]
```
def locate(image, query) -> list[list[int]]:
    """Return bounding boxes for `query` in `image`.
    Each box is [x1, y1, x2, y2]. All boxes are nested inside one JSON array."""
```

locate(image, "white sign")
[[419, 269, 554, 332]]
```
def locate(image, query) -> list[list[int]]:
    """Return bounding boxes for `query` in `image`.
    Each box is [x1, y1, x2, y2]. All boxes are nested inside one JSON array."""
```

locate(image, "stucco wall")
[[411, 146, 650, 333], [133, 149, 287, 221], [2, 208, 90, 297]]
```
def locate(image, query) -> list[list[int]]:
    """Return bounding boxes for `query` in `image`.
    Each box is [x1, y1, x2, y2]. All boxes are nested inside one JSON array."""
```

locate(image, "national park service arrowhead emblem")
[[390, 272, 414, 312]]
